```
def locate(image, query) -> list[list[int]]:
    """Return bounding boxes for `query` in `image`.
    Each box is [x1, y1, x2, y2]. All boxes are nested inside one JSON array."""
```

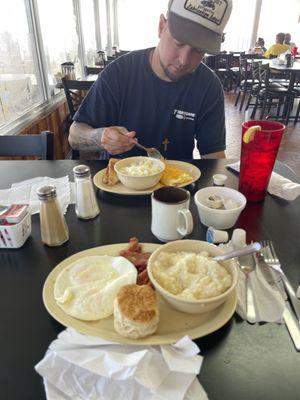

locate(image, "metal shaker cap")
[[73, 165, 90, 177], [37, 185, 57, 200]]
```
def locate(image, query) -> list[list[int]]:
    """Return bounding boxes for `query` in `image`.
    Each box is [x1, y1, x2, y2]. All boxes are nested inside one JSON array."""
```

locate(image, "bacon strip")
[[119, 237, 152, 285]]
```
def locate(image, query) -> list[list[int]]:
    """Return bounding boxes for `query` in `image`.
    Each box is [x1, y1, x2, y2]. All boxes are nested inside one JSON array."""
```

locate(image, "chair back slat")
[[0, 131, 54, 160], [62, 77, 94, 118], [214, 53, 233, 70], [84, 66, 103, 76], [258, 63, 271, 88]]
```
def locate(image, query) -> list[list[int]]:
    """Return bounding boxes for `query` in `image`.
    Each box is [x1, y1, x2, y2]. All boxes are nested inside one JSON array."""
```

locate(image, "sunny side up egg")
[[54, 255, 137, 321]]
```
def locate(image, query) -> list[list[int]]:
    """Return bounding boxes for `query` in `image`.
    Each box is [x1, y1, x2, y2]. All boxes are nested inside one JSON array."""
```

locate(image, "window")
[[81, 0, 97, 66], [258, 0, 300, 51], [99, 0, 108, 51], [37, 0, 82, 93], [0, 0, 44, 128], [117, 0, 169, 51], [221, 0, 256, 52]]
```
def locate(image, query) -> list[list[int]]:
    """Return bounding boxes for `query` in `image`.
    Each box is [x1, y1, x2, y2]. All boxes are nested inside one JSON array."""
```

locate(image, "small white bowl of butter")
[[147, 240, 237, 314], [114, 156, 165, 190]]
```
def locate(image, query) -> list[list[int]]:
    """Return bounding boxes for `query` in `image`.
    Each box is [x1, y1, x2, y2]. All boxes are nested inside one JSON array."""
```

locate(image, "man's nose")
[[178, 46, 192, 66]]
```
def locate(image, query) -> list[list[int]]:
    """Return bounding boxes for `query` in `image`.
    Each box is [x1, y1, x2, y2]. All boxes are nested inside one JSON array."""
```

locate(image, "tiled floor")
[[224, 92, 300, 175]]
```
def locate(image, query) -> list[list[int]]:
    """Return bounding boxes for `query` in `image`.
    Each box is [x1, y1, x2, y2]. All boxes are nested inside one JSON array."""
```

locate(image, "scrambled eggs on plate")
[[160, 164, 193, 186]]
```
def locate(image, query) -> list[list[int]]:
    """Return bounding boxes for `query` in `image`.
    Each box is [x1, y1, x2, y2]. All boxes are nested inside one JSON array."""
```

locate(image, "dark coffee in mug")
[[153, 186, 189, 204]]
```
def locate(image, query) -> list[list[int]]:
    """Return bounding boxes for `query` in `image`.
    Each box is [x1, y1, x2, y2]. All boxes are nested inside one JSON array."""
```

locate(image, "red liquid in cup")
[[239, 120, 285, 202]]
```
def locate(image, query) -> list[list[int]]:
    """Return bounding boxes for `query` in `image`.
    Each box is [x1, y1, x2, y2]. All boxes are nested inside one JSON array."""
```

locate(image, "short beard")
[[158, 55, 182, 82], [158, 55, 196, 82]]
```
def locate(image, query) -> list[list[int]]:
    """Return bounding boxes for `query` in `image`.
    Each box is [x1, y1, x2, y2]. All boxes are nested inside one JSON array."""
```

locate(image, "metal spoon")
[[237, 254, 257, 324], [118, 132, 163, 159], [212, 242, 261, 262]]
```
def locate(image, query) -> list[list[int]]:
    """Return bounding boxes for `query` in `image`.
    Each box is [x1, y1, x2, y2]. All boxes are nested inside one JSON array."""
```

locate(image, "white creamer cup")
[[213, 174, 228, 186], [206, 226, 229, 244]]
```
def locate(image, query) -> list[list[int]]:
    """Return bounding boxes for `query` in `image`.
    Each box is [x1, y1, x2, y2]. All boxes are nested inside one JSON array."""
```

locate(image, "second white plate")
[[93, 160, 201, 195]]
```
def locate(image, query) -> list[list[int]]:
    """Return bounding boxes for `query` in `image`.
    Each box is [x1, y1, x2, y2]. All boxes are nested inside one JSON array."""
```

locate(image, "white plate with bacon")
[[43, 238, 236, 345], [93, 160, 201, 195]]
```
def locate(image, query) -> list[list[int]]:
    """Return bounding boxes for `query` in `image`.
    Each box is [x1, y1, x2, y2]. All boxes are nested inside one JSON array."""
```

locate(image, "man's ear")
[[158, 14, 167, 38]]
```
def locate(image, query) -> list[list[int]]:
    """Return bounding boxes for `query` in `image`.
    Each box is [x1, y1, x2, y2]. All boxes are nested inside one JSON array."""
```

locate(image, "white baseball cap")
[[168, 0, 233, 53]]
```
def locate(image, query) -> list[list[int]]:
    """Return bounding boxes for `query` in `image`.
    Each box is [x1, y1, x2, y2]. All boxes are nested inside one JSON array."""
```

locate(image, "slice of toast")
[[107, 158, 119, 185], [102, 167, 109, 184], [102, 158, 119, 186]]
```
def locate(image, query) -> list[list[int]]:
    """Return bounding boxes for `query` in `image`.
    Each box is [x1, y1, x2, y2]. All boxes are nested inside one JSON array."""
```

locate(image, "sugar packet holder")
[[0, 210, 31, 248]]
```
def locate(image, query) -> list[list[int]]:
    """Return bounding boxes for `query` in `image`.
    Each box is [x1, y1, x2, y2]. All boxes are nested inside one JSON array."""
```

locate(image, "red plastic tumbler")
[[239, 120, 285, 202]]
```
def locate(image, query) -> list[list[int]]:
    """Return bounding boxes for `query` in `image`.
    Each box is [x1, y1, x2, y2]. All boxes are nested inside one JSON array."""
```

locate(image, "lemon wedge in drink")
[[243, 125, 262, 143]]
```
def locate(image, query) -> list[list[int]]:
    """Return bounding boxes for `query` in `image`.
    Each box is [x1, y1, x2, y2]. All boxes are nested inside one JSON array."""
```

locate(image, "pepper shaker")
[[37, 185, 69, 246]]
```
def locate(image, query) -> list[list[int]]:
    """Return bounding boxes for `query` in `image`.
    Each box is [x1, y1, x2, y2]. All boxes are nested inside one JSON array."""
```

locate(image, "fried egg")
[[160, 164, 193, 186], [54, 255, 137, 321]]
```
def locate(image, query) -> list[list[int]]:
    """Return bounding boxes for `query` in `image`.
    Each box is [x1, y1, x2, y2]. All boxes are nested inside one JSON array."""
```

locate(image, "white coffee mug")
[[151, 186, 193, 242]]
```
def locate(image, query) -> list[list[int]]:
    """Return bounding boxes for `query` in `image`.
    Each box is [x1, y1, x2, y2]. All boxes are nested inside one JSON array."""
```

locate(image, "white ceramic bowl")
[[147, 240, 238, 314], [114, 156, 165, 190], [194, 187, 246, 229]]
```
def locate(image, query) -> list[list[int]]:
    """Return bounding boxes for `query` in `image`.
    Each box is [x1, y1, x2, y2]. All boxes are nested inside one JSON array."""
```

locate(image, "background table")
[[0, 159, 300, 400]]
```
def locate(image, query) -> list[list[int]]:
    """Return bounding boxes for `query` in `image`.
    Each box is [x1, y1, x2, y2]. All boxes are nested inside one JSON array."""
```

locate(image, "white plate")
[[43, 243, 237, 345], [93, 160, 201, 195]]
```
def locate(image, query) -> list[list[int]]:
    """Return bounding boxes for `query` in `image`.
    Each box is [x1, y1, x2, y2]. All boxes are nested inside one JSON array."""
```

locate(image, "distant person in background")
[[264, 32, 290, 58], [252, 37, 267, 55], [284, 33, 296, 52]]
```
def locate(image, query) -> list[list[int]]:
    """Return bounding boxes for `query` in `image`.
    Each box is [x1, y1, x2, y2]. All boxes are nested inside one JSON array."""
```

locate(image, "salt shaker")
[[73, 165, 100, 219], [37, 185, 69, 246]]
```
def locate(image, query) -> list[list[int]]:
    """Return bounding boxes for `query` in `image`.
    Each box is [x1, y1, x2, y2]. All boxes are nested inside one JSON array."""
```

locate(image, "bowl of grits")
[[147, 240, 238, 314]]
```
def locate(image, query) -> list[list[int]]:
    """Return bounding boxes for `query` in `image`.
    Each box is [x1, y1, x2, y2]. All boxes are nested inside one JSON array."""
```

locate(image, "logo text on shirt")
[[173, 109, 195, 121]]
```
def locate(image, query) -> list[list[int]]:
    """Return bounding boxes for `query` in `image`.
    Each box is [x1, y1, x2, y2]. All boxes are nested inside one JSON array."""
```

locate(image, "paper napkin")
[[35, 328, 208, 400], [219, 242, 285, 323], [0, 176, 75, 214], [226, 161, 300, 201]]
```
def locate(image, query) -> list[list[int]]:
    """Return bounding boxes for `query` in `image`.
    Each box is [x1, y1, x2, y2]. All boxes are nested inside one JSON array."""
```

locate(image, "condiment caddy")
[[0, 204, 31, 248]]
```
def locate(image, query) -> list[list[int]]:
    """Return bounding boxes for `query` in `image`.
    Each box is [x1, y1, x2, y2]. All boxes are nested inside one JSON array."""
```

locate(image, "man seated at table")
[[69, 0, 232, 160], [284, 33, 296, 52], [264, 32, 290, 59]]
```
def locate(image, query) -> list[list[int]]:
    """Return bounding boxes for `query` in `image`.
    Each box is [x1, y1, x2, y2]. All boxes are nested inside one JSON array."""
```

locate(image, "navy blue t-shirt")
[[74, 48, 226, 159]]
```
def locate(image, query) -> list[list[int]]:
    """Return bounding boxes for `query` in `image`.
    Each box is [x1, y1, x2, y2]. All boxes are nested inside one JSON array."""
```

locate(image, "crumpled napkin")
[[219, 242, 285, 323], [35, 328, 208, 400], [0, 176, 75, 214], [226, 161, 300, 201]]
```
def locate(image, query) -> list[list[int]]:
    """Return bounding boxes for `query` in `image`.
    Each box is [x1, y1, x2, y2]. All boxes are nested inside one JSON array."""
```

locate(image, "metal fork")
[[118, 132, 163, 159], [260, 240, 300, 323]]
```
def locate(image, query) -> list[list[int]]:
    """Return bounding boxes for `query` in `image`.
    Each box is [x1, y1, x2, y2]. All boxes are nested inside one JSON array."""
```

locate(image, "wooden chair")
[[0, 131, 54, 160], [84, 66, 103, 76], [202, 54, 216, 69], [62, 77, 94, 118], [214, 53, 234, 91], [234, 57, 253, 110], [251, 63, 289, 120], [283, 71, 300, 124], [62, 77, 94, 159]]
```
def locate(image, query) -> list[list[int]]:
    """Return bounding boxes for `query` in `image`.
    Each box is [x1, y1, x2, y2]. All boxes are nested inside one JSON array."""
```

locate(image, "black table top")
[[0, 159, 300, 400]]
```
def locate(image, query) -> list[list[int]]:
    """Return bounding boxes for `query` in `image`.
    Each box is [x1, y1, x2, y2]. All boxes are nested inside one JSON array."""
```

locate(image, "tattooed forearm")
[[69, 122, 105, 152]]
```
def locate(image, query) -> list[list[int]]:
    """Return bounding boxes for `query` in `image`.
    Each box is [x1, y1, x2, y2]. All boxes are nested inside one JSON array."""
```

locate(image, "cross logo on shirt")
[[162, 138, 170, 152]]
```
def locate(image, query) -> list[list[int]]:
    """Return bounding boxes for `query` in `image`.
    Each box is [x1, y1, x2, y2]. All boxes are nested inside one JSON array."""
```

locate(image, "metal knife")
[[256, 252, 300, 323], [254, 253, 300, 351], [282, 302, 300, 351]]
